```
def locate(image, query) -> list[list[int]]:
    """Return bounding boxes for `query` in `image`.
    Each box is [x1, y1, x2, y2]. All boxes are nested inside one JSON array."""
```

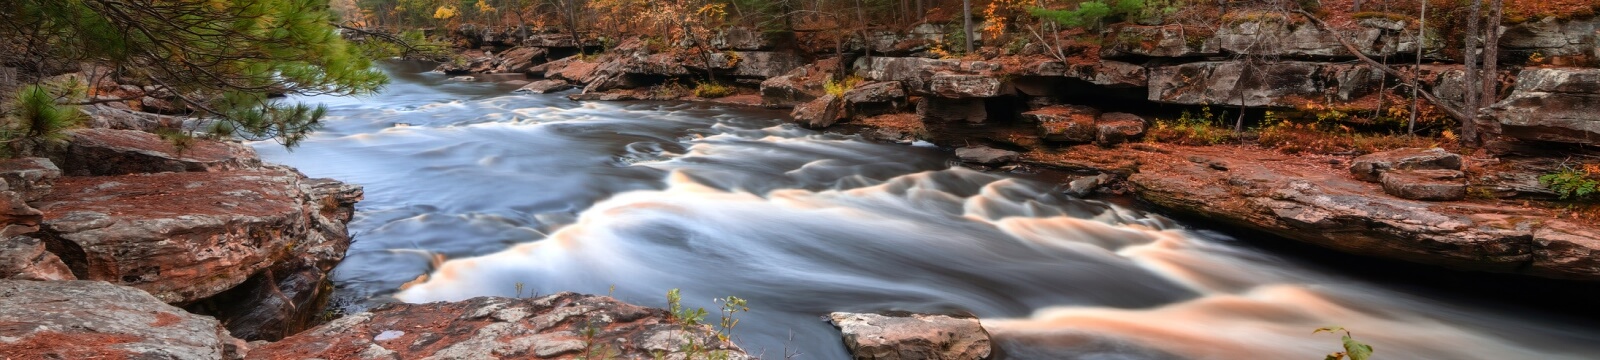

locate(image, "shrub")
[[692, 82, 736, 98], [824, 75, 863, 97], [1145, 106, 1236, 145], [1540, 165, 1600, 200], [6, 84, 83, 144]]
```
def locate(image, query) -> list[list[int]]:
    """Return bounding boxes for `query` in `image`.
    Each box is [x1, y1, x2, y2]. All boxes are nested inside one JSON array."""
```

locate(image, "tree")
[[963, 0, 974, 53], [1, 0, 388, 147]]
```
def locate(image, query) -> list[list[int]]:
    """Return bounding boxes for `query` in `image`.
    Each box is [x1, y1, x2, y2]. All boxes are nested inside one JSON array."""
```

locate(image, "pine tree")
[[1, 0, 389, 147]]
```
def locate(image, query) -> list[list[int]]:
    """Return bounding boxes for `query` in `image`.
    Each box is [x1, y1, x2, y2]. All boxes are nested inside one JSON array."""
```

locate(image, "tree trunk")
[[963, 0, 974, 53], [1480, 0, 1503, 111], [1462, 0, 1482, 145], [1408, 0, 1426, 135]]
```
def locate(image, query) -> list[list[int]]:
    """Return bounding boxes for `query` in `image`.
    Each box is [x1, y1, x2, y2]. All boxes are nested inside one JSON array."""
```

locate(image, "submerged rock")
[[516, 79, 576, 94], [828, 312, 992, 360], [955, 146, 1021, 165], [251, 293, 750, 359], [793, 94, 846, 128], [0, 280, 245, 360]]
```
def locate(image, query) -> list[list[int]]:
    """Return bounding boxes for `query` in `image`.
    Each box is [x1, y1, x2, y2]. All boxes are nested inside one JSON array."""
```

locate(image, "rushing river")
[[253, 62, 1600, 359]]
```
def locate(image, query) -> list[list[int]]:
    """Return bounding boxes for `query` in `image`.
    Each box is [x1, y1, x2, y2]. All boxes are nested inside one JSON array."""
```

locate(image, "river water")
[[253, 62, 1600, 359]]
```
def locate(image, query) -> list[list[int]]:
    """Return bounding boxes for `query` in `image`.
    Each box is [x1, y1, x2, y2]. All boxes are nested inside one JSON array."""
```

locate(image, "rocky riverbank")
[[424, 10, 1600, 282]]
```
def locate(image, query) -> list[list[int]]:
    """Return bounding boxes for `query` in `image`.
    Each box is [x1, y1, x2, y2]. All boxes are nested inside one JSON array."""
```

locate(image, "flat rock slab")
[[1349, 147, 1462, 182], [54, 128, 261, 176], [0, 280, 243, 359], [828, 312, 992, 360], [1381, 169, 1467, 201], [1025, 105, 1100, 143], [956, 146, 1021, 165], [35, 168, 312, 303], [515, 79, 575, 94], [251, 293, 750, 359]]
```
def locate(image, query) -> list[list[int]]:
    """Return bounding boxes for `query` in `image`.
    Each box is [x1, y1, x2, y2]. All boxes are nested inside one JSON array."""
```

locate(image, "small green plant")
[[666, 288, 708, 326], [4, 83, 85, 155], [1314, 326, 1373, 360], [1540, 164, 1600, 200], [515, 282, 525, 298], [824, 76, 863, 97], [579, 319, 618, 360], [692, 82, 736, 98], [714, 296, 748, 343], [1146, 106, 1235, 145]]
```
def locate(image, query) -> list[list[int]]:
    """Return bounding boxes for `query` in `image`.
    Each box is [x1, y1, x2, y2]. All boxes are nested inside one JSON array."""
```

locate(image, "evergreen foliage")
[[2, 0, 388, 147]]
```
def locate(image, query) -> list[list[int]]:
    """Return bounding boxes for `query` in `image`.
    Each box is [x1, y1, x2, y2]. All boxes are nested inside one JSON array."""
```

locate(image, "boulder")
[[855, 57, 963, 92], [759, 59, 837, 107], [827, 312, 992, 360], [955, 146, 1021, 165], [491, 47, 548, 74], [51, 128, 261, 176], [1349, 148, 1463, 182], [918, 97, 988, 123], [82, 104, 195, 133], [516, 79, 576, 94], [1381, 169, 1467, 201], [1019, 59, 1149, 89], [1101, 25, 1221, 58], [1532, 220, 1600, 280], [930, 73, 1007, 98], [792, 94, 846, 128], [34, 167, 318, 304], [0, 236, 74, 281], [250, 293, 750, 359], [1096, 112, 1147, 144], [1499, 16, 1600, 66], [1025, 105, 1100, 143], [706, 51, 805, 79], [1493, 67, 1600, 146], [0, 280, 245, 359], [0, 181, 41, 238], [0, 157, 60, 202], [842, 81, 908, 118]]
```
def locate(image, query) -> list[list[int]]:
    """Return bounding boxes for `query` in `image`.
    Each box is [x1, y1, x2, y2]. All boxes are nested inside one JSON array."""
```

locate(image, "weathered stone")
[[1494, 68, 1600, 146], [1500, 16, 1600, 66], [0, 157, 60, 202], [706, 51, 805, 79], [828, 312, 992, 360], [1531, 220, 1600, 280], [1096, 113, 1147, 145], [919, 97, 987, 123], [842, 81, 908, 118], [82, 104, 196, 133], [711, 27, 772, 51], [0, 280, 244, 360], [1025, 105, 1100, 143], [516, 79, 576, 94], [855, 57, 963, 92], [1381, 169, 1467, 201], [1148, 61, 1385, 107], [1349, 148, 1463, 182], [35, 167, 317, 304], [793, 94, 846, 128], [955, 146, 1020, 165], [1211, 16, 1430, 59], [51, 128, 261, 176], [1101, 24, 1221, 58], [0, 236, 74, 280], [1019, 60, 1149, 89], [759, 59, 838, 107], [930, 73, 1007, 98], [251, 293, 749, 360], [491, 46, 548, 74]]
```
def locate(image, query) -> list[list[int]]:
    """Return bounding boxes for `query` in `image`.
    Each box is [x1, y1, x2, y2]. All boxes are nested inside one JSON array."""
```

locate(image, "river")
[[252, 62, 1600, 359]]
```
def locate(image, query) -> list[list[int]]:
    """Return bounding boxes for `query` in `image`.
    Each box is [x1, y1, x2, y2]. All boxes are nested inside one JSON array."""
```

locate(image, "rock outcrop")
[[0, 236, 74, 281], [1128, 145, 1600, 280], [252, 293, 750, 359], [1349, 148, 1464, 182], [0, 280, 245, 360], [828, 312, 992, 360], [1493, 67, 1600, 146]]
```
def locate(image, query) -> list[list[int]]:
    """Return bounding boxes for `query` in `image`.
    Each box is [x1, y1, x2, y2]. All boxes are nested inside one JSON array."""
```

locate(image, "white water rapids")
[[253, 62, 1600, 359]]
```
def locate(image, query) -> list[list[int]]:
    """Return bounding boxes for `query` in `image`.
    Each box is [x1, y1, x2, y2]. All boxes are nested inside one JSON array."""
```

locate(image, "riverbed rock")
[[1096, 113, 1147, 145], [250, 293, 749, 359], [51, 128, 261, 176], [516, 79, 576, 94], [827, 312, 992, 360], [492, 46, 548, 74], [1493, 67, 1600, 146], [1025, 105, 1100, 143], [955, 146, 1021, 165], [1349, 148, 1463, 182], [0, 280, 245, 360], [793, 94, 846, 128], [0, 157, 60, 202], [1532, 220, 1600, 279], [0, 236, 74, 281], [919, 97, 988, 123], [33, 167, 317, 304], [1381, 169, 1467, 201], [1129, 144, 1600, 279]]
